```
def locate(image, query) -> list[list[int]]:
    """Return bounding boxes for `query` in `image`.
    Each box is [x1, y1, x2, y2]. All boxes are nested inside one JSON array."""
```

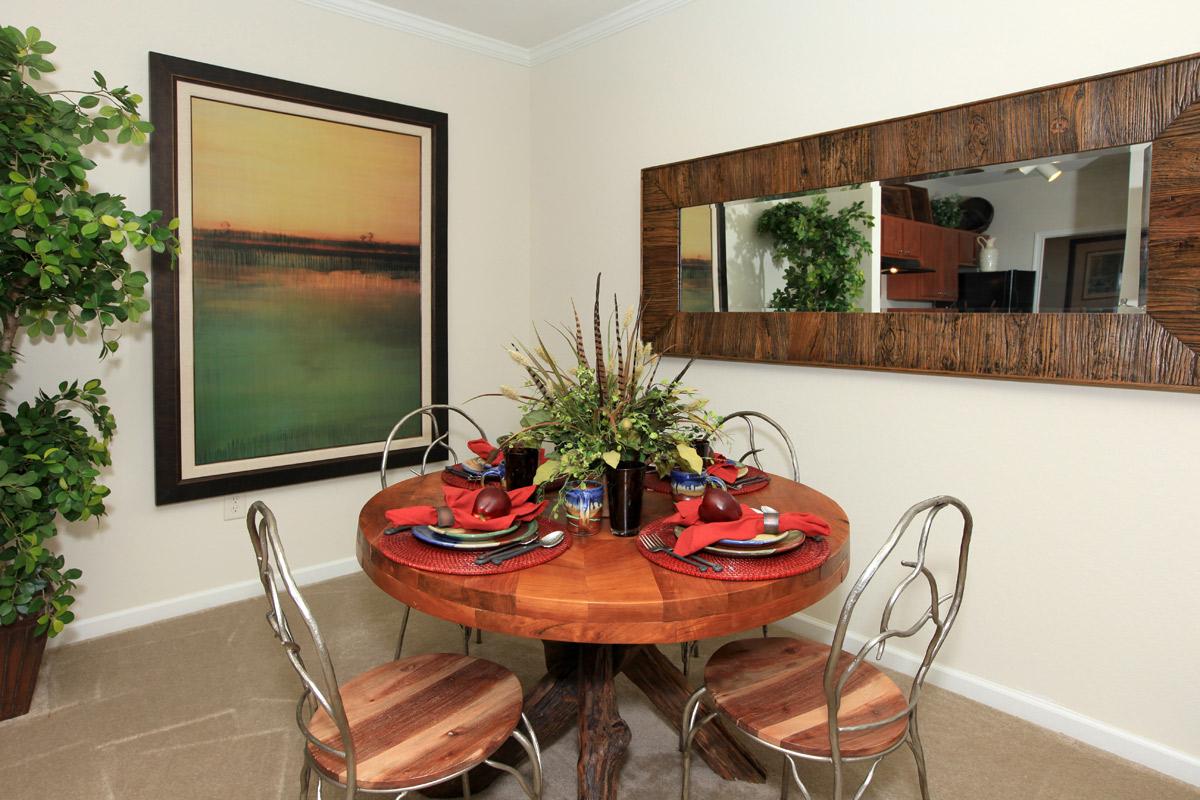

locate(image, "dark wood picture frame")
[[641, 54, 1200, 392], [149, 53, 448, 504]]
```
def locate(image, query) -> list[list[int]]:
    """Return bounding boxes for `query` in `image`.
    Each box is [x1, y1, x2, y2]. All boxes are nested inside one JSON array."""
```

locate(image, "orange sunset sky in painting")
[[190, 97, 421, 244]]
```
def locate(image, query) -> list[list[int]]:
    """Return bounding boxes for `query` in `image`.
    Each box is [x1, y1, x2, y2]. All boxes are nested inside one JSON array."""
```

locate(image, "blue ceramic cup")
[[563, 480, 604, 535], [669, 469, 726, 500]]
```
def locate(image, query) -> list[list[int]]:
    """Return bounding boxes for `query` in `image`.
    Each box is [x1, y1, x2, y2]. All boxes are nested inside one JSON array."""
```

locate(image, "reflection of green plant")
[[497, 277, 716, 484], [0, 26, 178, 637], [932, 194, 964, 228], [757, 195, 873, 312]]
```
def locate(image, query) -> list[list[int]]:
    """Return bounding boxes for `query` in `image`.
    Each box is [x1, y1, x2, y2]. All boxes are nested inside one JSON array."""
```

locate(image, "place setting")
[[440, 438, 507, 488], [377, 483, 570, 575], [637, 484, 832, 581], [646, 452, 772, 498]]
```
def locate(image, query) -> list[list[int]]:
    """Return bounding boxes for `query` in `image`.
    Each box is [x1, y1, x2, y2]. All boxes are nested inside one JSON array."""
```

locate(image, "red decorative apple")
[[698, 485, 741, 522], [473, 486, 512, 520]]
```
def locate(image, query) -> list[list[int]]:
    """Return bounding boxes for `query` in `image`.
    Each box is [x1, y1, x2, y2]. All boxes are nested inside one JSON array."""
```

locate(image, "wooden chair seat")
[[306, 652, 524, 790], [704, 637, 909, 758]]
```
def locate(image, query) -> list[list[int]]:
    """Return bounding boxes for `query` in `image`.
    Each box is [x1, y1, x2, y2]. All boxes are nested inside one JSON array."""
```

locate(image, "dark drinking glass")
[[606, 460, 646, 537], [691, 437, 713, 462], [504, 446, 539, 490]]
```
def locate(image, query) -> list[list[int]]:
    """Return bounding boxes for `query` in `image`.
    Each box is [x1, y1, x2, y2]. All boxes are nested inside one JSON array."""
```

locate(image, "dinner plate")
[[702, 530, 806, 558], [412, 521, 538, 550], [717, 526, 793, 546], [460, 457, 505, 477], [430, 522, 519, 541]]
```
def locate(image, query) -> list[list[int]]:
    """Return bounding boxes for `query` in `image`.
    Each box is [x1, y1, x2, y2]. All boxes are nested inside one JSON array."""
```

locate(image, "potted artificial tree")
[[757, 194, 874, 312], [0, 25, 177, 719]]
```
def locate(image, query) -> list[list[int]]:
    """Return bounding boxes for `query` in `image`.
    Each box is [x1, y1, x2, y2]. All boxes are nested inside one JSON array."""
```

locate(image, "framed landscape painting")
[[149, 54, 447, 504]]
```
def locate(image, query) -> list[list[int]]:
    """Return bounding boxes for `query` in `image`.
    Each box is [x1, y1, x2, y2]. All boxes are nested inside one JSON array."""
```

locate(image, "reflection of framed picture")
[[149, 54, 447, 504], [1065, 233, 1124, 310], [1082, 251, 1122, 298], [880, 185, 913, 219]]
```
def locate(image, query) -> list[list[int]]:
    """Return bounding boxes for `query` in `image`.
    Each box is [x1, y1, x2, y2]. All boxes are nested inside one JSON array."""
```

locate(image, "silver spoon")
[[487, 530, 565, 565]]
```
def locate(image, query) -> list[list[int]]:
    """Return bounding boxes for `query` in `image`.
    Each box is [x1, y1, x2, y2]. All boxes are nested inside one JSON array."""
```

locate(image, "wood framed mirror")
[[640, 55, 1200, 392]]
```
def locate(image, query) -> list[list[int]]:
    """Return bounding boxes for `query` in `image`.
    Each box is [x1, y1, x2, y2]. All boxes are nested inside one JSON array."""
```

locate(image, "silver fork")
[[641, 532, 723, 573]]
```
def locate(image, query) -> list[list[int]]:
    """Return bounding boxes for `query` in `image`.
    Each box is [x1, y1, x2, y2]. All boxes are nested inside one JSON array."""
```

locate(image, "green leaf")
[[99, 214, 119, 228], [532, 460, 560, 486], [78, 95, 100, 109], [601, 451, 620, 469], [81, 221, 99, 236], [25, 26, 41, 43]]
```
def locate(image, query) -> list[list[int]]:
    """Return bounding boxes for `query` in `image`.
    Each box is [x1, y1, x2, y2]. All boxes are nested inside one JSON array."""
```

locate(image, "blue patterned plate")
[[412, 521, 537, 550]]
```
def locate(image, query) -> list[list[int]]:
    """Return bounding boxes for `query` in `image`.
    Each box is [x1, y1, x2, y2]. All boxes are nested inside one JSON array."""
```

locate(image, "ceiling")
[[370, 0, 642, 48]]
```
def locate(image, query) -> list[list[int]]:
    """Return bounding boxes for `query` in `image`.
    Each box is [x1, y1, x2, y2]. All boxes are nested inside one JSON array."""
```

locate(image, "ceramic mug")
[[669, 469, 725, 501], [562, 479, 603, 536]]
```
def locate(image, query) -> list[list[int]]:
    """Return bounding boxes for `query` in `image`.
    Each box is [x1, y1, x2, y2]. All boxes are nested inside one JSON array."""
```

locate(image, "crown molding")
[[529, 0, 693, 65], [297, 0, 532, 66], [296, 0, 694, 67]]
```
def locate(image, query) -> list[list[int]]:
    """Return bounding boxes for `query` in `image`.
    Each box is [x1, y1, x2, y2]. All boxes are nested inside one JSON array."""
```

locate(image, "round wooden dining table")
[[357, 472, 850, 800]]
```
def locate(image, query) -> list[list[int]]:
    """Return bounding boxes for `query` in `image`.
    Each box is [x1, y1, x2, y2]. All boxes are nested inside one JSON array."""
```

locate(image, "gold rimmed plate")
[[412, 521, 538, 550], [430, 522, 519, 541], [701, 529, 806, 558]]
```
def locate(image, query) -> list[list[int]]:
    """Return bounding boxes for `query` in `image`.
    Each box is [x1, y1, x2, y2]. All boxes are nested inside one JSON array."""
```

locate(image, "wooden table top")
[[357, 473, 850, 644]]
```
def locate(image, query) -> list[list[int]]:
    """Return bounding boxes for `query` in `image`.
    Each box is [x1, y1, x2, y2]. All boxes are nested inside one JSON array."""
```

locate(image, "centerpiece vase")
[[0, 616, 47, 721], [606, 460, 646, 537]]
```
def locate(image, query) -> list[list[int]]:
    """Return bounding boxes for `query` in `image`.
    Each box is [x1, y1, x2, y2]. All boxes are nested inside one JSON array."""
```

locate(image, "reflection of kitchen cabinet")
[[883, 215, 977, 303], [881, 216, 922, 259]]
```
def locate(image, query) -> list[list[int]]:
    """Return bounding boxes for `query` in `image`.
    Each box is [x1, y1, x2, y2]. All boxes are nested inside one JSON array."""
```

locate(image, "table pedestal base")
[[420, 641, 766, 799]]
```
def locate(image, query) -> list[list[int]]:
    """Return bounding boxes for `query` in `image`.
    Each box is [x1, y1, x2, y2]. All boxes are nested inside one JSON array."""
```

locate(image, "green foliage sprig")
[[931, 194, 964, 229], [757, 195, 874, 312], [0, 25, 179, 636], [496, 276, 716, 485]]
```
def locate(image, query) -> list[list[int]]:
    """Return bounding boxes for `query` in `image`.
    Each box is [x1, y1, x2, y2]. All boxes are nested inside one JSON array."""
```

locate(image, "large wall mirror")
[[641, 56, 1200, 391]]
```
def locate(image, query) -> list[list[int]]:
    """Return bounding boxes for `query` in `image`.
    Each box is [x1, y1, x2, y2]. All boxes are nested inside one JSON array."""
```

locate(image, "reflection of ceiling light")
[[1019, 163, 1063, 182]]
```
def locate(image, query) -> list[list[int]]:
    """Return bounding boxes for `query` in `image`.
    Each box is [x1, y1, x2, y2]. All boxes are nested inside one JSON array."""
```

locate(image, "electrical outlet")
[[223, 494, 243, 521]]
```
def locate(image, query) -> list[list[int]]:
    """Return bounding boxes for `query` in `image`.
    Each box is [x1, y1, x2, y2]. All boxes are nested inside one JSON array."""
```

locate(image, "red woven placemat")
[[636, 517, 829, 581], [644, 466, 770, 496], [378, 519, 571, 575]]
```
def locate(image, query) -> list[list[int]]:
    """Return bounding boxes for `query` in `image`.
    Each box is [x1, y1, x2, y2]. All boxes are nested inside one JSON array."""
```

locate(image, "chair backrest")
[[714, 410, 800, 481], [380, 403, 491, 489], [824, 495, 973, 763], [246, 502, 358, 797]]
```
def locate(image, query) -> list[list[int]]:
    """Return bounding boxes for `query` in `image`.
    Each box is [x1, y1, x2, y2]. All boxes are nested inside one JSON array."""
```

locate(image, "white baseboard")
[[49, 557, 361, 648], [775, 613, 1200, 788]]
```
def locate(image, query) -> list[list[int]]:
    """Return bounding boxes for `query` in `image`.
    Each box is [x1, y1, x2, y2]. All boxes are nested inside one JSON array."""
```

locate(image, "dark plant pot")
[[606, 460, 646, 537], [0, 616, 47, 721], [503, 446, 539, 490]]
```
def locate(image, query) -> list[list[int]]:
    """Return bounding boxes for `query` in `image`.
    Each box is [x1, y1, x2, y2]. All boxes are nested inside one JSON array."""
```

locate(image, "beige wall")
[[5, 0, 531, 626], [530, 0, 1200, 763]]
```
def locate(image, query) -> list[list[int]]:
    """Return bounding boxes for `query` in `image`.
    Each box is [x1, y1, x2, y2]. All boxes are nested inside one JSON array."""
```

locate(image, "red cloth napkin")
[[705, 454, 741, 484], [385, 484, 546, 532], [467, 438, 503, 465], [665, 498, 831, 556], [466, 439, 549, 465]]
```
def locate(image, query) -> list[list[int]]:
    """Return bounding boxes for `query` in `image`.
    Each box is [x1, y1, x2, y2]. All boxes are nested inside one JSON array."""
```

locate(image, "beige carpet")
[[1, 572, 1193, 800]]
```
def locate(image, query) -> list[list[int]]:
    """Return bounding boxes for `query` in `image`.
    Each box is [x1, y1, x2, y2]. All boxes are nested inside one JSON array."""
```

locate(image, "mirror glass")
[[678, 144, 1152, 314]]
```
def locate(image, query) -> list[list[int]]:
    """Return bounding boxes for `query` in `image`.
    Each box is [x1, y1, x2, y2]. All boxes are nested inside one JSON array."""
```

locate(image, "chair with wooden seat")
[[381, 403, 493, 659], [680, 495, 973, 800], [246, 501, 543, 799], [679, 409, 801, 675]]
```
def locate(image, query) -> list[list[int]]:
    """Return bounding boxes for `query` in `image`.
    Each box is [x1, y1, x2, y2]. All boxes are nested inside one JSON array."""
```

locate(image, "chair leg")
[[462, 626, 472, 655], [680, 642, 690, 676], [475, 628, 483, 645], [461, 772, 472, 798], [299, 762, 311, 799], [780, 754, 790, 800], [908, 718, 931, 800], [762, 624, 769, 638], [393, 605, 411, 661]]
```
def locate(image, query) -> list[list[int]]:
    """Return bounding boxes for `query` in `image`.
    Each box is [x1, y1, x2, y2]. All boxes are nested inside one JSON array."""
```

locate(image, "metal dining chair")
[[715, 410, 800, 482], [680, 496, 973, 800], [246, 501, 543, 800], [679, 410, 802, 675], [381, 403, 493, 659]]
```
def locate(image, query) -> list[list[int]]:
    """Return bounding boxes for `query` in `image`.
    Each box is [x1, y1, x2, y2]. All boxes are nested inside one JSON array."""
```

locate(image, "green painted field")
[[191, 240, 422, 465]]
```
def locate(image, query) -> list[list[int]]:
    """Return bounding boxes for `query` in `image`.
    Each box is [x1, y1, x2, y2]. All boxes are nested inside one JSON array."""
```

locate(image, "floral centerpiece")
[[498, 277, 716, 531]]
